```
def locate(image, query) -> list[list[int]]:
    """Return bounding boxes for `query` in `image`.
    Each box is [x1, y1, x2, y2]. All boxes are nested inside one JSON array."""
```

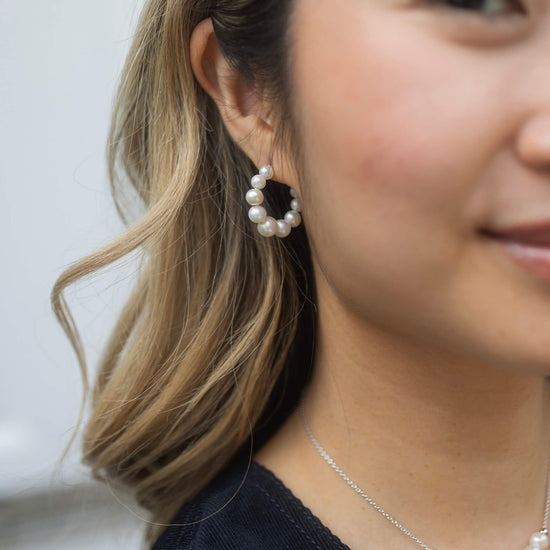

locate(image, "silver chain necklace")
[[299, 398, 550, 550]]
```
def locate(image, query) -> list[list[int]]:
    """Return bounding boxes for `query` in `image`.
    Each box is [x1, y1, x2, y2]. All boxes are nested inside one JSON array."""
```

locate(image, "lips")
[[481, 224, 550, 247], [481, 223, 550, 283]]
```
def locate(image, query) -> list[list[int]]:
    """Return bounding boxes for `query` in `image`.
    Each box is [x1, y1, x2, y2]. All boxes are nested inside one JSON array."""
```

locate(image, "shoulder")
[[150, 454, 349, 550]]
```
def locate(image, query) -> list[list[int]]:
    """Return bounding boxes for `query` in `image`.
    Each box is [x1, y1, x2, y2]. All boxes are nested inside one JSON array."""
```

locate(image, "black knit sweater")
[[150, 454, 351, 549]]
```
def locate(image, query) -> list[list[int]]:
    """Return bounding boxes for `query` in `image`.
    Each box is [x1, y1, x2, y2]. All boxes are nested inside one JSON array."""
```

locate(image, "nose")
[[514, 18, 550, 171], [516, 112, 550, 170]]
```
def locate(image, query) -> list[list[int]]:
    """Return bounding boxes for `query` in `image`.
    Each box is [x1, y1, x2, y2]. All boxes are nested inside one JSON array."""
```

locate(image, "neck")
[[301, 285, 550, 548]]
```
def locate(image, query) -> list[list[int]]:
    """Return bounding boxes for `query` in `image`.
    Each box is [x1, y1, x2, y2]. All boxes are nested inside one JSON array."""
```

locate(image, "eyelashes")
[[430, 0, 526, 18]]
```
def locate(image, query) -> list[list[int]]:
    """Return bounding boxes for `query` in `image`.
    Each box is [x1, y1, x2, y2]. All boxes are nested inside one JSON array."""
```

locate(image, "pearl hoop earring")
[[246, 165, 302, 238]]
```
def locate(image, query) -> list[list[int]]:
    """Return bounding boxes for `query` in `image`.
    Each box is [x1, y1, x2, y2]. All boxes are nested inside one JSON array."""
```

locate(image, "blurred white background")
[[1, 1, 150, 548]]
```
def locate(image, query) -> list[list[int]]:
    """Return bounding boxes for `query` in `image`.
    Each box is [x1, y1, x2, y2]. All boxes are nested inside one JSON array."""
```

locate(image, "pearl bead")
[[251, 175, 266, 189], [246, 189, 264, 206], [527, 546, 540, 550], [290, 198, 302, 212], [247, 166, 301, 238], [276, 220, 291, 238], [258, 216, 278, 237], [259, 165, 273, 180], [530, 532, 549, 549], [248, 206, 267, 224], [284, 210, 301, 228]]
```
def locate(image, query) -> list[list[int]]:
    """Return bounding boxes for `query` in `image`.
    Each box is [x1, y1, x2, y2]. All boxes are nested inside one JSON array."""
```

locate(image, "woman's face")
[[287, 0, 550, 373]]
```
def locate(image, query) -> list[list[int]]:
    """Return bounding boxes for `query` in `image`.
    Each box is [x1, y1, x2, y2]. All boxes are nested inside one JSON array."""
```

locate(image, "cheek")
[[291, 5, 493, 305]]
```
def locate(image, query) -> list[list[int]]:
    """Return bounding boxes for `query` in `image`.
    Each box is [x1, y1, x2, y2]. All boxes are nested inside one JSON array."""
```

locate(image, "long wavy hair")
[[50, 0, 316, 546]]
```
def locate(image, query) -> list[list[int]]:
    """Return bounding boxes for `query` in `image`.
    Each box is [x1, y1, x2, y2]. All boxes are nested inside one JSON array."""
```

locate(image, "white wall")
[[0, 0, 147, 499]]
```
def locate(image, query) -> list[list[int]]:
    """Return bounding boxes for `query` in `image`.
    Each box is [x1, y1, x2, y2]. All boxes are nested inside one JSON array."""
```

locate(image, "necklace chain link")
[[299, 398, 550, 550]]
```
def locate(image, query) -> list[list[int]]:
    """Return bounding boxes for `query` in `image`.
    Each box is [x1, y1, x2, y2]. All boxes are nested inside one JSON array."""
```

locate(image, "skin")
[[190, 1, 550, 548]]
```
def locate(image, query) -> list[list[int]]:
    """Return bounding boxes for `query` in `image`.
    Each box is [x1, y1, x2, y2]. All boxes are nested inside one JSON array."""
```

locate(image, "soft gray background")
[[1, 1, 151, 548]]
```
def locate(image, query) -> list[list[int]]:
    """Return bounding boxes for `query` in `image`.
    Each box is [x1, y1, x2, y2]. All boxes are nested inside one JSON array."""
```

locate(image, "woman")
[[51, 0, 550, 548]]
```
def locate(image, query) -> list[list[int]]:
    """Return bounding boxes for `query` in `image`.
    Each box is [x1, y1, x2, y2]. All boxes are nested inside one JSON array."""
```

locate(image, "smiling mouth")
[[479, 229, 550, 283]]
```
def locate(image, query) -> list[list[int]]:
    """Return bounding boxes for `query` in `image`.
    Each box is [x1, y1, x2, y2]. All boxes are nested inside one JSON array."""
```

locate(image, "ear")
[[189, 18, 297, 188]]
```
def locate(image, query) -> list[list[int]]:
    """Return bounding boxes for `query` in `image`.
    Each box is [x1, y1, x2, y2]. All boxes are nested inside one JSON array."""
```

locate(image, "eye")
[[432, 0, 526, 18]]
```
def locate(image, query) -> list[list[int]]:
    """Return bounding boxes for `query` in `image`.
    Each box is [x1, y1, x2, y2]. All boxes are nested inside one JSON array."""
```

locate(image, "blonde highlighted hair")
[[50, 0, 316, 546]]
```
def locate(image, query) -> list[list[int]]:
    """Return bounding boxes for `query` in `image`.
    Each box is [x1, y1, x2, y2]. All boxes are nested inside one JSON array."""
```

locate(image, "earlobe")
[[189, 18, 273, 159]]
